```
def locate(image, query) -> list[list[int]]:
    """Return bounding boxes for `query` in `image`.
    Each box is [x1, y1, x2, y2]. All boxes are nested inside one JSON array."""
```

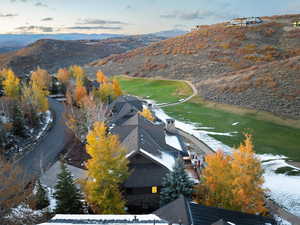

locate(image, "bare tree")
[[65, 94, 107, 142]]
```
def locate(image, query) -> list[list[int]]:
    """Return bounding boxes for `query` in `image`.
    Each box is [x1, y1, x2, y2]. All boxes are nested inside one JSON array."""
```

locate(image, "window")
[[152, 186, 157, 194]]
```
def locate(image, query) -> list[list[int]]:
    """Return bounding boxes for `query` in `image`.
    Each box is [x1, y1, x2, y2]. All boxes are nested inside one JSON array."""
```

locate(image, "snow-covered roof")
[[165, 134, 182, 151], [39, 214, 168, 225], [140, 148, 175, 171]]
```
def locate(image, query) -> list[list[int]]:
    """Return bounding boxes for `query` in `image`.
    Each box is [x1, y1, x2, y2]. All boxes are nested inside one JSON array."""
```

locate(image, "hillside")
[[0, 35, 164, 76], [89, 14, 300, 119]]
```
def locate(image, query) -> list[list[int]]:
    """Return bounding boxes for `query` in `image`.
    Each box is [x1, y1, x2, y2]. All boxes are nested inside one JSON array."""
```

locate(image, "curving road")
[[17, 98, 71, 182]]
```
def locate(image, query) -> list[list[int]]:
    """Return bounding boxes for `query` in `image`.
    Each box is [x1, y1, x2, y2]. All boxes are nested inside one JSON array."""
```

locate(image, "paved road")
[[17, 98, 71, 182]]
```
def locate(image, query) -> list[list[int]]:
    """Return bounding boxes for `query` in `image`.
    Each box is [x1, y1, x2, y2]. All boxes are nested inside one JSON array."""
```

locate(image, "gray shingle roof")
[[154, 196, 276, 225]]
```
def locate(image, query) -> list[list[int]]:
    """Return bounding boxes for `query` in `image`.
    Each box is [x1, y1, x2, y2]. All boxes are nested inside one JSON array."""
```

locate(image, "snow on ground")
[[36, 110, 53, 140], [153, 103, 300, 217], [153, 106, 232, 153], [259, 154, 300, 217], [165, 134, 182, 151]]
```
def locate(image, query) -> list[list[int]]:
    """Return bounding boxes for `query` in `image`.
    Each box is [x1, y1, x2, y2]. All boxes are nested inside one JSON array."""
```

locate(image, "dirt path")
[[159, 80, 198, 107]]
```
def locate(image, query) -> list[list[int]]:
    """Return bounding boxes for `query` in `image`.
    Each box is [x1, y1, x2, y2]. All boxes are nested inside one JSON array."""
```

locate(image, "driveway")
[[17, 98, 71, 182]]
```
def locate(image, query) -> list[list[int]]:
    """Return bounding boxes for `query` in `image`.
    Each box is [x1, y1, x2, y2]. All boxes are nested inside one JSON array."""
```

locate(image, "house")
[[39, 214, 169, 225], [111, 113, 190, 213], [229, 17, 262, 26], [293, 21, 300, 27], [154, 196, 276, 225], [108, 95, 144, 125]]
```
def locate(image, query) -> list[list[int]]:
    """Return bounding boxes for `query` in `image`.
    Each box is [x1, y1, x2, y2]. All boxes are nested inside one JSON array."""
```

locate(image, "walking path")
[[159, 80, 198, 108]]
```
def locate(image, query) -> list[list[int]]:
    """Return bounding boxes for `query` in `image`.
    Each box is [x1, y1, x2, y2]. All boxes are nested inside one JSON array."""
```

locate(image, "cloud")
[[35, 2, 48, 7], [15, 25, 55, 33], [41, 17, 53, 21], [76, 18, 127, 25], [0, 13, 18, 17], [161, 9, 239, 21], [66, 26, 122, 30]]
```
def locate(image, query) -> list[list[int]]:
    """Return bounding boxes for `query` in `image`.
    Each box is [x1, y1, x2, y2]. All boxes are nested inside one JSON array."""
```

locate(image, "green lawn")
[[117, 76, 192, 104], [119, 76, 300, 161], [164, 99, 300, 161]]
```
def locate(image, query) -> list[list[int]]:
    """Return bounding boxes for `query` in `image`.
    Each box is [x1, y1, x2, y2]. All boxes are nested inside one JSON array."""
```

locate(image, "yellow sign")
[[152, 186, 157, 193]]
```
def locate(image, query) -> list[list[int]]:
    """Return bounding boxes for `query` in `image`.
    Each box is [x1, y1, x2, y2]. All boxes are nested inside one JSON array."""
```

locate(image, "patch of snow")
[[274, 215, 292, 225], [153, 107, 232, 153], [51, 214, 163, 221], [140, 148, 175, 171], [47, 187, 56, 211], [36, 111, 53, 140], [165, 134, 182, 151], [260, 155, 300, 217], [232, 122, 239, 126]]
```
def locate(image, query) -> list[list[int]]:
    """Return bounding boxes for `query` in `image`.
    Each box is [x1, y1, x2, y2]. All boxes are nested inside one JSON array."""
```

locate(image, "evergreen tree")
[[35, 180, 49, 210], [11, 103, 25, 137], [160, 158, 194, 206], [53, 160, 84, 214]]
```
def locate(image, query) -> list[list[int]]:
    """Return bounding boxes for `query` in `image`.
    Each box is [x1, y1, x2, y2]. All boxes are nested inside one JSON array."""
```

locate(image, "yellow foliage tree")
[[139, 108, 154, 121], [2, 68, 20, 98], [31, 82, 49, 112], [71, 65, 86, 84], [31, 67, 51, 91], [112, 78, 122, 97], [195, 134, 267, 215], [56, 68, 70, 85], [230, 134, 267, 214], [84, 122, 129, 214], [96, 71, 107, 84], [98, 82, 114, 103], [74, 80, 87, 105]]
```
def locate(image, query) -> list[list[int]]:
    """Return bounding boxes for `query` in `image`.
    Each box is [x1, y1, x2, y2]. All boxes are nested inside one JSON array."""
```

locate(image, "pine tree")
[[139, 108, 155, 121], [160, 158, 194, 206], [35, 180, 49, 210], [11, 102, 25, 137], [84, 122, 129, 214], [53, 160, 84, 214]]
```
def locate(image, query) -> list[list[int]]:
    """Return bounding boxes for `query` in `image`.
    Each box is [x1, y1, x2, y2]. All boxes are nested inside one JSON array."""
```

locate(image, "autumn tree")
[[112, 78, 122, 97], [139, 108, 154, 121], [84, 122, 129, 214], [74, 80, 88, 105], [56, 68, 70, 85], [70, 65, 86, 84], [65, 95, 107, 142], [31, 67, 51, 92], [0, 157, 32, 220], [96, 70, 107, 83], [97, 82, 114, 103], [230, 134, 266, 214], [2, 69, 20, 98], [31, 82, 49, 112], [195, 134, 267, 215]]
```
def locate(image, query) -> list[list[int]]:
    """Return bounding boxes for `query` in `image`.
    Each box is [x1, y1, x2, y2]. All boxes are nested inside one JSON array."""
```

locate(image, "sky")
[[0, 0, 300, 35]]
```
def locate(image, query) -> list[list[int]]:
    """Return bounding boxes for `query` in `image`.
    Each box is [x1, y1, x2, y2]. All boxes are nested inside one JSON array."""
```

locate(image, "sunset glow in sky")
[[1, 0, 300, 34]]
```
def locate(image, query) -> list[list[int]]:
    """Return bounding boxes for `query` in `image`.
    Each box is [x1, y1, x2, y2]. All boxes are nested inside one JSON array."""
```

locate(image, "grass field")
[[117, 76, 192, 104], [118, 76, 300, 161]]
